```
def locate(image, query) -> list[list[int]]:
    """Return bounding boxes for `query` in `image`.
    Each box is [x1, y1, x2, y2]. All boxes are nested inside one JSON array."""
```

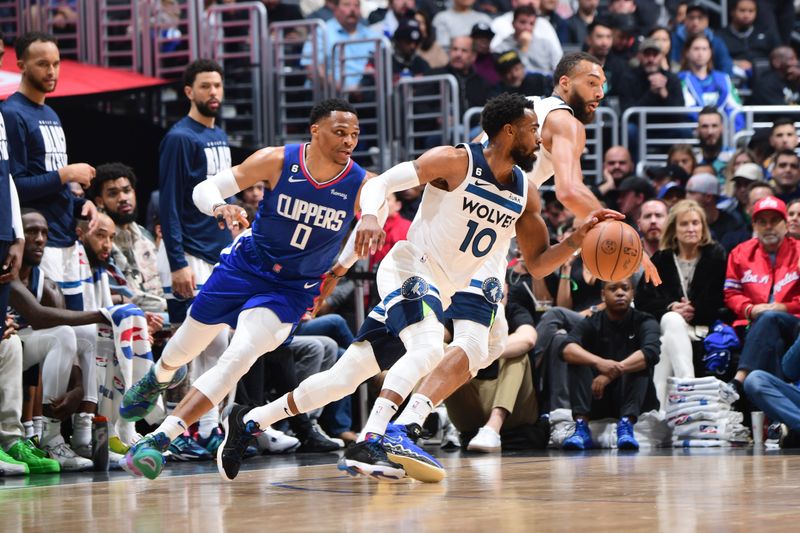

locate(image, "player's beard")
[[107, 207, 137, 226], [195, 98, 219, 118], [568, 92, 597, 125], [511, 144, 536, 172], [29, 75, 56, 94]]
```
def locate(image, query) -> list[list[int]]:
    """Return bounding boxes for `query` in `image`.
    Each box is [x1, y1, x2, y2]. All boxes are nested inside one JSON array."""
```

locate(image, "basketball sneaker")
[[616, 417, 640, 451], [383, 423, 445, 483], [120, 432, 170, 479], [218, 404, 261, 481], [167, 432, 212, 461], [255, 427, 300, 454], [0, 447, 29, 476], [467, 426, 502, 453], [337, 433, 406, 481], [43, 436, 93, 471], [195, 427, 225, 456], [7, 438, 60, 474], [562, 419, 594, 450], [120, 364, 188, 421]]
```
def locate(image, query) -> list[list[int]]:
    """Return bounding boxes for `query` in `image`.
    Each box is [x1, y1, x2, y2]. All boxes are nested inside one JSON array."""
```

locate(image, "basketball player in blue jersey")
[[119, 98, 374, 479], [218, 93, 619, 482]]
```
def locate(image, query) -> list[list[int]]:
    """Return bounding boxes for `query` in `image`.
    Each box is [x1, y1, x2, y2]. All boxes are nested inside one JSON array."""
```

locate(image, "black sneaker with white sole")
[[337, 433, 405, 481], [217, 404, 260, 481]]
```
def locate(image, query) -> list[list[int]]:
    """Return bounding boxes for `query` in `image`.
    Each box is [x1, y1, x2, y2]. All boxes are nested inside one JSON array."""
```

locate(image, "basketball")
[[580, 220, 643, 282]]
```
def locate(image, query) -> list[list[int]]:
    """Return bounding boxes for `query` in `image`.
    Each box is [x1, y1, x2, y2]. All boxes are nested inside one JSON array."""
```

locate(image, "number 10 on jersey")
[[459, 220, 497, 258]]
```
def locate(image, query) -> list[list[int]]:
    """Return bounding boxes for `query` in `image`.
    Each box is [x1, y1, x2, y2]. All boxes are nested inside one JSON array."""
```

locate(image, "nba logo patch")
[[481, 277, 503, 304], [401, 276, 429, 300]]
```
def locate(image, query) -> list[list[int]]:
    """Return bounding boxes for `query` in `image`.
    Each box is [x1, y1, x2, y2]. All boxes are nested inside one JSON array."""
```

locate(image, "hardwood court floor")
[[3, 449, 800, 533]]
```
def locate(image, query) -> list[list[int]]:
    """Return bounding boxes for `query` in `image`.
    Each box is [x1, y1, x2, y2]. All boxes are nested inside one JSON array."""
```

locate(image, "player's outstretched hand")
[[569, 208, 622, 247], [213, 204, 250, 232], [355, 215, 386, 257], [641, 254, 662, 286]]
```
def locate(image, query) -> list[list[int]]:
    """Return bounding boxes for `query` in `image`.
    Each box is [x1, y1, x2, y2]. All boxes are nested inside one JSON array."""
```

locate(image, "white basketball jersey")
[[527, 95, 574, 189], [407, 143, 528, 291]]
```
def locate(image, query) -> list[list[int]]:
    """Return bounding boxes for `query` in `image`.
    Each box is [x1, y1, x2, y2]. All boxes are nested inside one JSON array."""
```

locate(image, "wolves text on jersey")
[[462, 196, 518, 229]]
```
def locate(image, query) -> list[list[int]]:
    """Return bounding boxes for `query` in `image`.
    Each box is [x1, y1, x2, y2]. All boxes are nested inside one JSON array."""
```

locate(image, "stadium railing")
[[395, 74, 460, 161]]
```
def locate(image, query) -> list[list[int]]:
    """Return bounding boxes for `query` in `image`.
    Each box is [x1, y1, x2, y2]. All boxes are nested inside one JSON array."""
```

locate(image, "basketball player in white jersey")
[[218, 93, 619, 482]]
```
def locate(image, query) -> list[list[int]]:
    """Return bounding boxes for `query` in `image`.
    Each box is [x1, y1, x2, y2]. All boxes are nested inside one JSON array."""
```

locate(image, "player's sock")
[[40, 417, 62, 448], [358, 398, 398, 442], [198, 407, 218, 439], [153, 359, 177, 384], [395, 393, 434, 427], [72, 413, 93, 448], [155, 415, 190, 442], [32, 416, 44, 441], [23, 420, 34, 439], [244, 394, 292, 428]]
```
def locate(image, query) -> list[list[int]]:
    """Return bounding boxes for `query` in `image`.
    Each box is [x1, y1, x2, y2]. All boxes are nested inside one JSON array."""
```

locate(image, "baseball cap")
[[470, 22, 494, 40], [617, 176, 656, 199], [394, 19, 423, 43], [657, 181, 685, 200], [732, 162, 764, 182], [639, 37, 661, 53], [752, 195, 787, 221], [646, 164, 690, 185], [685, 173, 720, 196], [496, 50, 523, 74], [686, 3, 710, 17]]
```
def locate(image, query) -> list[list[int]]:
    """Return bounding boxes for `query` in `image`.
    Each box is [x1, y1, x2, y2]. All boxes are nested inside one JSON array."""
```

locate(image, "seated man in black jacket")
[[490, 50, 552, 97], [560, 278, 661, 451], [618, 37, 684, 113], [750, 46, 800, 106]]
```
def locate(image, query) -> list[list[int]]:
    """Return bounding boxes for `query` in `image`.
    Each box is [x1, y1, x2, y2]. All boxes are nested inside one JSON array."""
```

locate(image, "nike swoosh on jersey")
[[304, 282, 319, 289], [287, 176, 306, 183]]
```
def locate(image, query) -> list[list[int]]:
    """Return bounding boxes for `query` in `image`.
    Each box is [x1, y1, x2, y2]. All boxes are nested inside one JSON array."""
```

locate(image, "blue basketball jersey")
[[250, 143, 364, 280]]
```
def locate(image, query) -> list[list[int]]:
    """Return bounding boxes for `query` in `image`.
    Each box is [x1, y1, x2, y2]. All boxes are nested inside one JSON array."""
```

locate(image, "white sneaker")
[[467, 426, 502, 453], [109, 450, 125, 470], [311, 420, 344, 448], [45, 436, 94, 471], [441, 422, 461, 450], [0, 456, 28, 476], [256, 427, 301, 454]]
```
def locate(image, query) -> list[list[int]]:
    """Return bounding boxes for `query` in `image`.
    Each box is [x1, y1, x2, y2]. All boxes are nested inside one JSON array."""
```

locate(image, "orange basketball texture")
[[580, 220, 643, 282]]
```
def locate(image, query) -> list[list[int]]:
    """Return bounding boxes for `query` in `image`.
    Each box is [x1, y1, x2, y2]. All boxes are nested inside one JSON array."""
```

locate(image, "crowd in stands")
[[4, 0, 800, 478]]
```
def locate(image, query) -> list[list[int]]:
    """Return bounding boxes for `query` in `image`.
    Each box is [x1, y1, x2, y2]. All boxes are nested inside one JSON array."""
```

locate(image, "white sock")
[[395, 393, 434, 427], [116, 418, 138, 445], [41, 417, 62, 447], [153, 359, 176, 384], [198, 407, 218, 439], [358, 397, 398, 441], [23, 421, 34, 439], [32, 416, 44, 441], [72, 412, 94, 448], [245, 394, 292, 428], [155, 415, 189, 442]]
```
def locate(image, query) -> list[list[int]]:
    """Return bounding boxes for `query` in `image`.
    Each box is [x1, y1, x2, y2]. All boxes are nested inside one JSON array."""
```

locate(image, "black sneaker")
[[297, 427, 341, 453], [337, 433, 405, 481], [217, 404, 260, 481]]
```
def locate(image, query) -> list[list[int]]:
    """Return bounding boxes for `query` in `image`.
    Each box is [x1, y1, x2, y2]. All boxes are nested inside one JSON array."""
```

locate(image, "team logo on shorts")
[[481, 277, 503, 303], [401, 276, 429, 300]]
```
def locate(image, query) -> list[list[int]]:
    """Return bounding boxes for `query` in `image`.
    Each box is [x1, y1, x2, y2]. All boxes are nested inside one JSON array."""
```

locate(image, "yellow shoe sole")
[[387, 452, 446, 483]]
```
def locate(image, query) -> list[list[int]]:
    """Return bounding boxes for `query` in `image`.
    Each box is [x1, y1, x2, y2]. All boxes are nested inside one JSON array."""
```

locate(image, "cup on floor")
[[751, 411, 765, 446]]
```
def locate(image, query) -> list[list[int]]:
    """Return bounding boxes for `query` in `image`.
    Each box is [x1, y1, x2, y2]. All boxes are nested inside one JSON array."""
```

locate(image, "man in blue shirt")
[[156, 59, 234, 457], [2, 32, 98, 312]]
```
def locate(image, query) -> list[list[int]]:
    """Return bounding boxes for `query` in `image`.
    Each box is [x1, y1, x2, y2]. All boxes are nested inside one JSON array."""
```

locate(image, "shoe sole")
[[562, 442, 588, 451], [217, 408, 237, 482], [466, 443, 501, 453], [385, 453, 444, 483], [337, 458, 405, 482], [617, 443, 640, 451]]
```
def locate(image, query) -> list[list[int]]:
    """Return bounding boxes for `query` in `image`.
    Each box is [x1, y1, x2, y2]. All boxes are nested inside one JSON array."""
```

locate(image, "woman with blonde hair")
[[635, 200, 728, 408]]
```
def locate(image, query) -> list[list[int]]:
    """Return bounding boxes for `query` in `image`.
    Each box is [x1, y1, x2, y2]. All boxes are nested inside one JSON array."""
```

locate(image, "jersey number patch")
[[290, 224, 312, 250], [459, 220, 496, 258]]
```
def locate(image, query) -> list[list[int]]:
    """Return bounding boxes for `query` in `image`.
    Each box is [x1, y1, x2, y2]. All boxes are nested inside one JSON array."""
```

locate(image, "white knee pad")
[[34, 326, 79, 402], [382, 316, 446, 399], [73, 325, 98, 404], [293, 340, 380, 414], [450, 318, 492, 376], [192, 308, 292, 406], [190, 328, 230, 381]]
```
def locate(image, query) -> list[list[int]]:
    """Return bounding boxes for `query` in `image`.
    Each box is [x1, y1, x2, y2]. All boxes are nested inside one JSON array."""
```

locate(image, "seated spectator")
[[490, 5, 563, 73], [763, 118, 799, 176], [693, 107, 735, 179], [667, 144, 697, 176], [679, 35, 744, 133], [718, 0, 778, 87], [727, 161, 764, 222], [749, 46, 800, 106], [236, 181, 265, 211], [444, 309, 538, 453], [369, 192, 411, 270], [635, 200, 727, 407], [720, 180, 775, 252], [369, 0, 416, 39], [308, 0, 336, 21], [539, 0, 569, 44], [431, 0, 491, 50], [301, 0, 380, 89], [565, 0, 599, 46], [647, 26, 677, 72], [585, 18, 627, 100], [637, 198, 669, 257], [671, 3, 733, 75], [607, 14, 638, 63], [470, 23, 499, 87], [615, 176, 656, 226], [91, 163, 166, 314], [724, 147, 758, 188], [770, 150, 800, 203], [598, 145, 634, 200], [605, 0, 660, 36], [788, 198, 800, 239], [619, 36, 684, 113], [390, 18, 431, 82], [561, 278, 661, 450], [686, 173, 746, 241], [414, 9, 448, 69], [726, 196, 800, 398], [754, 0, 794, 45], [490, 50, 552, 97], [490, 0, 560, 55], [541, 191, 570, 241]]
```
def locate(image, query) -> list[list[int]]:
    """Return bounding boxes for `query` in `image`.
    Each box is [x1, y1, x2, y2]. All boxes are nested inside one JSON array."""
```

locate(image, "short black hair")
[[513, 5, 536, 21], [587, 18, 613, 35], [553, 51, 602, 82], [21, 207, 44, 218], [182, 59, 224, 88], [772, 117, 796, 132], [91, 162, 138, 199], [309, 98, 358, 126], [698, 105, 723, 119], [747, 180, 775, 195], [15, 31, 58, 60], [480, 92, 534, 139], [775, 148, 799, 161]]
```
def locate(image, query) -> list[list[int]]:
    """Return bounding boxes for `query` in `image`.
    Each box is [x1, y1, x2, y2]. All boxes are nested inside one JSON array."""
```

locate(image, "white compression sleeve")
[[337, 202, 389, 268], [192, 168, 242, 216], [359, 161, 420, 217], [9, 176, 23, 240]]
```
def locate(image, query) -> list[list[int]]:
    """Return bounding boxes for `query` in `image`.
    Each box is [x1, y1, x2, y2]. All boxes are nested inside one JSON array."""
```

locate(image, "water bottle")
[[91, 416, 109, 472]]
